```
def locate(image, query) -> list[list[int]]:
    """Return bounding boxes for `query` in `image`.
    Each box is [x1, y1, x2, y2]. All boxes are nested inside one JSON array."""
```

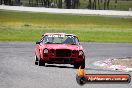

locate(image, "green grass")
[[0, 10, 132, 42]]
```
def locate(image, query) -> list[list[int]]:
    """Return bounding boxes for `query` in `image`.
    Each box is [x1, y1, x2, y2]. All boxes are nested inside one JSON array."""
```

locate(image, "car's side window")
[[42, 38, 46, 44], [39, 36, 46, 44], [42, 36, 49, 44], [74, 37, 79, 45]]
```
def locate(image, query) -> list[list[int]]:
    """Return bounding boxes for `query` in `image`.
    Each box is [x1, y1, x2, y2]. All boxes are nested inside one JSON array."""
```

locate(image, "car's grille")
[[56, 49, 71, 57]]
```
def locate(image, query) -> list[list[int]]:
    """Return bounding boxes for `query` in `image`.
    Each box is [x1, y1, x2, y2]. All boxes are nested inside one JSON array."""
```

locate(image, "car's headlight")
[[79, 50, 83, 56], [44, 48, 48, 54]]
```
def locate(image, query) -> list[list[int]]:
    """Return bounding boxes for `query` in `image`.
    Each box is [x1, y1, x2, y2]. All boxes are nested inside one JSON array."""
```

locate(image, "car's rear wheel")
[[74, 59, 85, 69]]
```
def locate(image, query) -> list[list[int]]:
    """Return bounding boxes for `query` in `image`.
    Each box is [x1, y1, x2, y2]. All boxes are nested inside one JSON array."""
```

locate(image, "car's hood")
[[41, 44, 83, 50]]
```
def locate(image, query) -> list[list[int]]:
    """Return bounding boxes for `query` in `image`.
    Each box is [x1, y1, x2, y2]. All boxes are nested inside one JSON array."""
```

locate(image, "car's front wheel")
[[38, 59, 45, 66], [74, 59, 85, 69], [35, 55, 38, 65], [81, 59, 85, 69], [35, 55, 45, 66]]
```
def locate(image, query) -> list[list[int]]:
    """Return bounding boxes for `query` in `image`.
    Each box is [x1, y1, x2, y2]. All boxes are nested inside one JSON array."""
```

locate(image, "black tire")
[[36, 52, 45, 66], [38, 59, 45, 66], [74, 59, 85, 69], [35, 61, 38, 65], [74, 63, 80, 69], [35, 55, 38, 65], [81, 59, 85, 69]]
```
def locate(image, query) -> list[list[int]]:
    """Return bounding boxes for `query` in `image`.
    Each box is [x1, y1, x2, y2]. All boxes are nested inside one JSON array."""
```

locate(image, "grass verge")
[[0, 10, 132, 42]]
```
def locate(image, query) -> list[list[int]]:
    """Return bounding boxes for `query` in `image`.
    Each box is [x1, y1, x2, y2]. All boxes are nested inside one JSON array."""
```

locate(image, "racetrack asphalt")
[[0, 42, 132, 88]]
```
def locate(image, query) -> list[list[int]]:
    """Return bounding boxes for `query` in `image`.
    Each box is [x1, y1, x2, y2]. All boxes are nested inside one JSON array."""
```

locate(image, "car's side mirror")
[[36, 41, 40, 44]]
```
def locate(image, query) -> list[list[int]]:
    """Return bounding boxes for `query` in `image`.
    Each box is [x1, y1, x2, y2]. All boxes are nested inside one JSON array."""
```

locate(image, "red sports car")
[[35, 33, 85, 68]]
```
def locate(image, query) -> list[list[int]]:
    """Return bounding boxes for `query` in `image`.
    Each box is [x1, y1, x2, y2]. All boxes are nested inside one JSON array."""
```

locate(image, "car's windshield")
[[42, 35, 79, 45]]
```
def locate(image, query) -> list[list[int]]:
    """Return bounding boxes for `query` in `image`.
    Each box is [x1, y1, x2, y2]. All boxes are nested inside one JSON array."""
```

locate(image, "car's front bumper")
[[42, 57, 83, 64]]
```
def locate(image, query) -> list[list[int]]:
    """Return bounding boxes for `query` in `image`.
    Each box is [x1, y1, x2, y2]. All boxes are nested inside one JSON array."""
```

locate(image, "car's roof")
[[42, 33, 77, 37]]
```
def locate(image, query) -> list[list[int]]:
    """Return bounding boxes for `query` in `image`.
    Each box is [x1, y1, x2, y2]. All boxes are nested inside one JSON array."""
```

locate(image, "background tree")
[[41, 0, 45, 7], [93, 0, 96, 9], [36, 0, 39, 6], [104, 0, 110, 10], [87, 0, 97, 10], [0, 0, 2, 5], [3, 0, 12, 5], [104, 0, 107, 10], [65, 0, 71, 9], [71, 0, 80, 9], [107, 0, 110, 9], [29, 0, 33, 6], [45, 0, 50, 7], [115, 0, 118, 9], [75, 0, 80, 9], [98, 0, 101, 9], [87, 0, 92, 9], [16, 0, 20, 3], [101, 0, 102, 3], [58, 0, 62, 8]]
